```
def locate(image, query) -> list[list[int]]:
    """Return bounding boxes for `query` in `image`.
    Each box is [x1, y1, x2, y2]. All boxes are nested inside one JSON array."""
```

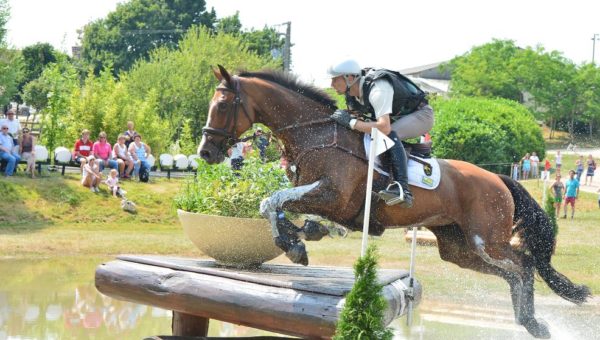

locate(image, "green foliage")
[[0, 0, 8, 44], [0, 48, 23, 106], [174, 159, 290, 218], [334, 244, 393, 340], [17, 43, 64, 102], [431, 96, 545, 169], [80, 0, 216, 75], [544, 194, 559, 237]]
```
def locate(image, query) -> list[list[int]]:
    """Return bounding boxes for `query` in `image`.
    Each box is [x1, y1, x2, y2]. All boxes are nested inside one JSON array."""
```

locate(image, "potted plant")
[[174, 156, 291, 267]]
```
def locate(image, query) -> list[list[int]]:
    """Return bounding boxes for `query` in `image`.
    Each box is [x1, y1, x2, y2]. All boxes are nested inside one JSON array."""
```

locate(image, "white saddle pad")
[[364, 134, 441, 190]]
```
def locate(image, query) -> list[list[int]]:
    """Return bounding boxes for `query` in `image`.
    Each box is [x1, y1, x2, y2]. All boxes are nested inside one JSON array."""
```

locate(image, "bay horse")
[[198, 65, 590, 339]]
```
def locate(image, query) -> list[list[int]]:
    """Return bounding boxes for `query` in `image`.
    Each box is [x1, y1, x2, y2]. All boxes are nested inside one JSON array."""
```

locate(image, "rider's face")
[[330, 76, 347, 94]]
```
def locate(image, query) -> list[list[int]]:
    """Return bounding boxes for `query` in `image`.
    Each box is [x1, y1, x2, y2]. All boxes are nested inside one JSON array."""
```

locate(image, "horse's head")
[[198, 65, 255, 164]]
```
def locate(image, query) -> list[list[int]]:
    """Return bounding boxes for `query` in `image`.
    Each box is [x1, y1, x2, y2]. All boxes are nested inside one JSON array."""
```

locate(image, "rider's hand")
[[330, 109, 353, 129]]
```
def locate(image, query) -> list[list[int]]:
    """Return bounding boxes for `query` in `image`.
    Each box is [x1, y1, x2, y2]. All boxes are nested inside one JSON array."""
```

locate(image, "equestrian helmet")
[[327, 59, 361, 77]]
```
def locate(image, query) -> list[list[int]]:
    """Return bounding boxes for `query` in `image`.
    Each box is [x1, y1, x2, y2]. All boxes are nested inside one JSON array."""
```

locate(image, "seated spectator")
[[0, 123, 21, 176], [105, 169, 125, 197], [19, 128, 36, 178], [0, 108, 21, 146], [228, 141, 246, 172], [92, 131, 118, 172], [124, 121, 137, 148], [128, 134, 152, 181], [73, 129, 94, 172], [113, 135, 134, 178], [82, 156, 102, 192]]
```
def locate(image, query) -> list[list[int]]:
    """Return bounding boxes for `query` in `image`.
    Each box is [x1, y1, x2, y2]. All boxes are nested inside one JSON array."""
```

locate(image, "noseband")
[[202, 76, 252, 154]]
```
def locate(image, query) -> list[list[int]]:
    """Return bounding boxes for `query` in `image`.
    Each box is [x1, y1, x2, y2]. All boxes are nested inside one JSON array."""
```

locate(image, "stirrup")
[[378, 182, 405, 206]]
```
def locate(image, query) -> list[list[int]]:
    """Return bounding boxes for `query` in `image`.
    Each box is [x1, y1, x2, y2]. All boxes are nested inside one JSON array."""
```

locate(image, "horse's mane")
[[238, 70, 337, 109]]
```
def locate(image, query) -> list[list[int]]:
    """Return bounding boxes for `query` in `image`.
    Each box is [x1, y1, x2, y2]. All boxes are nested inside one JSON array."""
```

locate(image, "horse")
[[198, 65, 591, 339]]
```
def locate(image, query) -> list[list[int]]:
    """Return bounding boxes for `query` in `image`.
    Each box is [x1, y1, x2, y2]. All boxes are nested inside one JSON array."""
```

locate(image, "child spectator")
[[541, 159, 552, 181], [93, 131, 118, 172], [105, 169, 125, 197], [113, 135, 134, 178], [123, 121, 137, 148], [73, 129, 94, 172], [82, 156, 102, 193]]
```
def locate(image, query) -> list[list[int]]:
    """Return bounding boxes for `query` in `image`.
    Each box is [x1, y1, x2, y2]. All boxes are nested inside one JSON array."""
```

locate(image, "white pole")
[[407, 226, 418, 326], [361, 128, 378, 257]]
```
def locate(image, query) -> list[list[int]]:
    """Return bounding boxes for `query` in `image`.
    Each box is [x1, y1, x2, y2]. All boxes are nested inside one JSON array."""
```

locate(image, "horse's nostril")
[[200, 150, 211, 160]]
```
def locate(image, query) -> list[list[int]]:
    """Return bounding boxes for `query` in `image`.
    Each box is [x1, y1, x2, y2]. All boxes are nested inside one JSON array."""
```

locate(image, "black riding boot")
[[378, 131, 413, 207]]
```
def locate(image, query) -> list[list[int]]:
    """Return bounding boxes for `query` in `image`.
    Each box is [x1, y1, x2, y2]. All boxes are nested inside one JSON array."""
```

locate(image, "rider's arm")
[[352, 114, 391, 135], [351, 79, 393, 135]]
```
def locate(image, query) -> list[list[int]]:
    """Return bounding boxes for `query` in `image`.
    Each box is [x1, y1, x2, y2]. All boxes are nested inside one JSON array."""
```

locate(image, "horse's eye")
[[217, 102, 228, 112]]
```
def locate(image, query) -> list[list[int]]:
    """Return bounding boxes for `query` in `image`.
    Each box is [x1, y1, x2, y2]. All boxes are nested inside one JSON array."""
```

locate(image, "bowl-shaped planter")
[[177, 209, 283, 268]]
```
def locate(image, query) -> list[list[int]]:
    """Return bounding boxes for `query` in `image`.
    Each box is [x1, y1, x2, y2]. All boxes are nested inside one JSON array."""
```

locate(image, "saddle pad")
[[364, 134, 440, 190]]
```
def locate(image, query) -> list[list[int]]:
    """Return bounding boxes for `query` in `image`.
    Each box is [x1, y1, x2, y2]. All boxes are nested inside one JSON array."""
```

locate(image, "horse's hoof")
[[303, 220, 329, 241], [523, 318, 550, 339], [286, 242, 309, 266]]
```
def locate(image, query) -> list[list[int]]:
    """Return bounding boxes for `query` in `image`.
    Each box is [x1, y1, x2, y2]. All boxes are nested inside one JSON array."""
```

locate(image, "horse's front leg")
[[259, 180, 330, 266]]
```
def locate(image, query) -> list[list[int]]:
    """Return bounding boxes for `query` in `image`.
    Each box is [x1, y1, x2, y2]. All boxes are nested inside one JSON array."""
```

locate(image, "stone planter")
[[177, 209, 283, 268]]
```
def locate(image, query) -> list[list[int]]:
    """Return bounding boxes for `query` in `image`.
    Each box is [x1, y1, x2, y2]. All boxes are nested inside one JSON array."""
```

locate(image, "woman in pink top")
[[92, 131, 118, 172]]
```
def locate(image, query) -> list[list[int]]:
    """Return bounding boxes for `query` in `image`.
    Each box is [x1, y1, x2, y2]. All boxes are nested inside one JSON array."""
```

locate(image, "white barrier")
[[34, 145, 48, 162], [173, 154, 189, 169], [54, 147, 72, 164], [159, 153, 173, 168], [188, 154, 200, 169]]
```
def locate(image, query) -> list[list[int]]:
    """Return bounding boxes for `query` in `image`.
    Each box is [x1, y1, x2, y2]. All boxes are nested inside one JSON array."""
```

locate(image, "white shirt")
[[0, 118, 21, 136], [530, 155, 539, 165], [357, 78, 394, 119], [230, 142, 245, 159]]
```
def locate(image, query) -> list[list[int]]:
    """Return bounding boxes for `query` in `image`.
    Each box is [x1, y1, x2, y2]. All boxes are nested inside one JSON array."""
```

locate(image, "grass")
[[0, 173, 598, 300]]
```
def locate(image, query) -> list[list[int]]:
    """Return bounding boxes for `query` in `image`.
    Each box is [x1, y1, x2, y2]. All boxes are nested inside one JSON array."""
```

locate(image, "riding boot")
[[378, 131, 413, 207]]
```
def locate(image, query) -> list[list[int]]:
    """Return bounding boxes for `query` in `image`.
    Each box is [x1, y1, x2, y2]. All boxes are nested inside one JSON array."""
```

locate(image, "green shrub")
[[430, 96, 545, 172], [334, 244, 393, 340], [174, 158, 290, 218], [544, 194, 559, 237]]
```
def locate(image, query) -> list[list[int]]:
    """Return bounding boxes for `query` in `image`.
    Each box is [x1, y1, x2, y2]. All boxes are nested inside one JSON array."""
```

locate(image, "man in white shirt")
[[0, 123, 21, 176], [0, 108, 21, 146], [530, 152, 540, 178]]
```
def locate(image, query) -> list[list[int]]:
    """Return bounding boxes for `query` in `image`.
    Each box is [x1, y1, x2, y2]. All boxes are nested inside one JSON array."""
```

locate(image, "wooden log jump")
[[95, 255, 421, 339]]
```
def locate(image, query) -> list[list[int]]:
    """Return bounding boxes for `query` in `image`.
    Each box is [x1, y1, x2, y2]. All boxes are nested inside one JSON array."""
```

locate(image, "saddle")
[[402, 141, 432, 159]]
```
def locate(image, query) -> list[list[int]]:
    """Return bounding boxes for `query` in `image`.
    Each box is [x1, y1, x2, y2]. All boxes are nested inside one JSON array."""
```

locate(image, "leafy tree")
[[431, 96, 545, 173], [0, 0, 23, 107], [80, 0, 216, 75], [16, 43, 65, 102], [334, 244, 393, 340], [216, 12, 242, 35]]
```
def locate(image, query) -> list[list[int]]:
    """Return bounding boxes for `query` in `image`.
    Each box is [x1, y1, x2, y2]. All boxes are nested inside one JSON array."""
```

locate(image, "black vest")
[[345, 68, 426, 121]]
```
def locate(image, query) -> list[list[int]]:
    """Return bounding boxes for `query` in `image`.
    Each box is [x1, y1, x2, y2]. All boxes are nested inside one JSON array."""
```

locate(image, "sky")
[[6, 0, 600, 86]]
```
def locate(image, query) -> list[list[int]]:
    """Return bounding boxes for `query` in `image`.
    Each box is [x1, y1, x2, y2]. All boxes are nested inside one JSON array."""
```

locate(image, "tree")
[[16, 43, 65, 103], [0, 0, 23, 107], [80, 0, 216, 75]]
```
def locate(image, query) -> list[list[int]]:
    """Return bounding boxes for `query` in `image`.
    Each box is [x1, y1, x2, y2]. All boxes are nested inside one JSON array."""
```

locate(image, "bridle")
[[202, 76, 252, 154]]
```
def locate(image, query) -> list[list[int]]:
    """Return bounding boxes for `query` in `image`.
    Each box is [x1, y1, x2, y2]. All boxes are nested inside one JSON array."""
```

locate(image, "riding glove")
[[330, 109, 353, 129]]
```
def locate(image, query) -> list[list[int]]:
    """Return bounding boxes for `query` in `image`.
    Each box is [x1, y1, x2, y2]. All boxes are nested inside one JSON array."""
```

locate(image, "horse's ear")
[[217, 64, 233, 86], [212, 65, 223, 82]]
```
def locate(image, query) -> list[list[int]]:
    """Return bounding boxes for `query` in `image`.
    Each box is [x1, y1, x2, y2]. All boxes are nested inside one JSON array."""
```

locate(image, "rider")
[[328, 59, 434, 207]]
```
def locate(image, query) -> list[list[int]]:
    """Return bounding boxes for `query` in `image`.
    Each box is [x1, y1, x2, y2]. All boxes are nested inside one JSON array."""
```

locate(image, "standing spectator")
[[128, 134, 152, 181], [542, 159, 552, 181], [584, 154, 596, 186], [0, 108, 21, 146], [0, 123, 21, 176], [228, 141, 246, 172], [512, 162, 519, 181], [555, 150, 562, 174], [19, 128, 36, 178], [123, 121, 137, 148], [254, 128, 270, 162], [73, 129, 94, 172], [530, 152, 540, 178], [82, 156, 102, 192], [113, 135, 134, 178], [92, 131, 117, 172], [550, 174, 564, 217], [562, 170, 579, 219], [575, 155, 584, 182], [521, 153, 531, 180]]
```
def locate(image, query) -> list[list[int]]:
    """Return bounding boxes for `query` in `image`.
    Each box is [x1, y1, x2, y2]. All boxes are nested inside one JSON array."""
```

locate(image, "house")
[[400, 61, 451, 95]]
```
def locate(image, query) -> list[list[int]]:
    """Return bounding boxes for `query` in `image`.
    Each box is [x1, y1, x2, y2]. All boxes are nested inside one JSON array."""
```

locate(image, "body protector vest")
[[346, 68, 427, 122]]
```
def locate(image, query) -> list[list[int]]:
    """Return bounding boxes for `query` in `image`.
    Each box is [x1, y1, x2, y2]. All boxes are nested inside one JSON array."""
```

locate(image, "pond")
[[1, 257, 598, 339]]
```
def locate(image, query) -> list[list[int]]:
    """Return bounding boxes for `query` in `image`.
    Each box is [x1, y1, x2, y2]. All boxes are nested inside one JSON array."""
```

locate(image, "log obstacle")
[[95, 255, 422, 339]]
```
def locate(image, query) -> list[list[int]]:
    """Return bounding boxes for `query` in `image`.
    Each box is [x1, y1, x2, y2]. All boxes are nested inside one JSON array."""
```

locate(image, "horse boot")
[[378, 131, 413, 207], [273, 211, 309, 266]]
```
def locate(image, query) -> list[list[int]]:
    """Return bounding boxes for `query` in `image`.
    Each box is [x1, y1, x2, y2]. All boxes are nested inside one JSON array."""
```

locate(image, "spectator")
[[512, 162, 519, 181], [105, 169, 125, 197], [521, 153, 531, 180], [254, 128, 270, 162], [92, 131, 118, 172], [113, 135, 134, 178], [541, 159, 552, 181], [0, 108, 21, 146], [550, 174, 564, 217], [73, 129, 94, 172], [584, 154, 596, 186], [575, 155, 584, 182], [0, 123, 20, 176], [228, 141, 246, 172], [82, 156, 102, 192], [555, 150, 562, 174], [530, 152, 540, 179], [128, 134, 152, 181], [123, 121, 137, 148], [19, 128, 36, 178], [562, 170, 579, 219]]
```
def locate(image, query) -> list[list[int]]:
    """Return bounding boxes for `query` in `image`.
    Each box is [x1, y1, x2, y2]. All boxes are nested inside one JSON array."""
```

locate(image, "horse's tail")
[[499, 174, 591, 304]]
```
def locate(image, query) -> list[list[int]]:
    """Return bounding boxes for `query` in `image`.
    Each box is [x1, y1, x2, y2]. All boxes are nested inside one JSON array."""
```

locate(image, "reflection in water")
[[0, 258, 598, 339]]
